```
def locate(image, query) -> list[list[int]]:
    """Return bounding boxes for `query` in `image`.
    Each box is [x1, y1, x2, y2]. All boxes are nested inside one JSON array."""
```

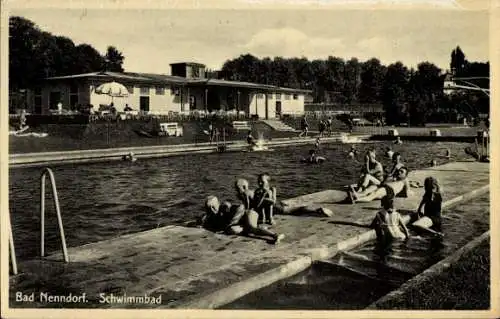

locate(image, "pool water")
[[222, 192, 490, 310], [9, 141, 471, 261]]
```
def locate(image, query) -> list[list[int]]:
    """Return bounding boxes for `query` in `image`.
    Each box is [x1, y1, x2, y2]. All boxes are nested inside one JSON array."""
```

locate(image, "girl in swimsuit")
[[349, 167, 409, 203], [385, 152, 406, 182], [417, 177, 443, 232], [354, 150, 384, 192], [371, 195, 410, 244]]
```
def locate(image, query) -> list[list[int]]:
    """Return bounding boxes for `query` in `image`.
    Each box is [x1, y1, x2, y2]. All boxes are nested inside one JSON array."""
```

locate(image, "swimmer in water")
[[370, 194, 410, 245], [303, 149, 326, 164], [314, 137, 321, 150], [394, 136, 403, 145], [416, 176, 443, 233], [348, 145, 358, 159], [122, 152, 137, 162], [246, 131, 257, 147], [385, 147, 394, 160]]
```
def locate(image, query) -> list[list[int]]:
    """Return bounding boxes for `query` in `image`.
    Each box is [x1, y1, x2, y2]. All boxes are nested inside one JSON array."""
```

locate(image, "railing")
[[40, 168, 69, 262], [7, 211, 18, 275]]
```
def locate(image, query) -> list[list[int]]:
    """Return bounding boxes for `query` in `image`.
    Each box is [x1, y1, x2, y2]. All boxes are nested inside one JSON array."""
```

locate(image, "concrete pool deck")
[[8, 161, 489, 309], [9, 134, 370, 168]]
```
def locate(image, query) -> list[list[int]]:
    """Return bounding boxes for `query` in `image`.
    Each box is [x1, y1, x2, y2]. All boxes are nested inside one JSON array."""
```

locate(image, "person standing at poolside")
[[18, 109, 27, 130], [299, 116, 309, 138], [208, 122, 215, 144], [326, 116, 333, 136], [318, 120, 326, 137]]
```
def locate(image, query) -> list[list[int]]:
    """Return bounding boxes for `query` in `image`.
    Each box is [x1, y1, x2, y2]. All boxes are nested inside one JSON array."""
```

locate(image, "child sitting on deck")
[[253, 173, 276, 225], [201, 195, 284, 244], [353, 149, 384, 192], [370, 194, 410, 245], [416, 177, 443, 233], [385, 152, 406, 183], [235, 178, 255, 209]]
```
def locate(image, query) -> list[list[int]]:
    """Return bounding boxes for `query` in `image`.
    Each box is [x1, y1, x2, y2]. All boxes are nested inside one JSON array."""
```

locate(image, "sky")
[[9, 5, 490, 74]]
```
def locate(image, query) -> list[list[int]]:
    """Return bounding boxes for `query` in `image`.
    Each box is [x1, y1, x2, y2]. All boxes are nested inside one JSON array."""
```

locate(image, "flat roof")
[[45, 71, 312, 93], [169, 62, 206, 67]]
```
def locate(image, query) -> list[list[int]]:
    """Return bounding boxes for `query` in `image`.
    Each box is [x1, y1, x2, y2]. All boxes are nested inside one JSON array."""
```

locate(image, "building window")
[[284, 94, 291, 100], [256, 93, 264, 99], [34, 88, 42, 114], [126, 85, 134, 94], [69, 84, 78, 108], [171, 87, 181, 96], [155, 86, 165, 95], [293, 94, 299, 100], [140, 87, 150, 95], [276, 93, 281, 100]]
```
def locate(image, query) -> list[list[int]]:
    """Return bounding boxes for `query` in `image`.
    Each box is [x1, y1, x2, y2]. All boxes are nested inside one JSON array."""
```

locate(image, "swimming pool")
[[9, 141, 471, 261], [222, 191, 490, 310]]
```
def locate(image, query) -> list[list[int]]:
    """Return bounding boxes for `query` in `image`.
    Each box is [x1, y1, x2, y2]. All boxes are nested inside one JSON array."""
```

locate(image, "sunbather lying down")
[[348, 167, 410, 203], [272, 202, 334, 217]]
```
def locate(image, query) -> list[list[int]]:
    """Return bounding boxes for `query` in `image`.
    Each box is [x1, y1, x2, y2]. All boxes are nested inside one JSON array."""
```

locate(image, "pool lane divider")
[[9, 134, 371, 168], [177, 184, 490, 309], [365, 230, 490, 310]]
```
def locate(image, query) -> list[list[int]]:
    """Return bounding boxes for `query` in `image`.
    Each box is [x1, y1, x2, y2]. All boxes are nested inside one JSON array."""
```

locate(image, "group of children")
[[200, 173, 285, 244], [200, 141, 444, 247], [371, 176, 443, 246], [298, 116, 334, 138]]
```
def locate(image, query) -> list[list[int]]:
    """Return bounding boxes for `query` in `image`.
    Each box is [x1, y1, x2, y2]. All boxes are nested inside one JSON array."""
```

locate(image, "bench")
[[430, 129, 441, 137], [232, 121, 251, 131], [159, 122, 183, 137]]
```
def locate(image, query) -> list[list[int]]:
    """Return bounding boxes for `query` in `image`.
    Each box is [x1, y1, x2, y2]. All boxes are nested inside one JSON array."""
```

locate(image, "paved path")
[[9, 134, 370, 168], [8, 161, 489, 309]]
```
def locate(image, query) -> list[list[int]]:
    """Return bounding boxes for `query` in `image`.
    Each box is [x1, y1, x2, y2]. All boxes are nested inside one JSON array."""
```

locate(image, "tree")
[[342, 58, 361, 104], [9, 16, 114, 89], [407, 62, 443, 125], [358, 58, 386, 104], [382, 62, 410, 125], [104, 46, 125, 72], [450, 46, 466, 75]]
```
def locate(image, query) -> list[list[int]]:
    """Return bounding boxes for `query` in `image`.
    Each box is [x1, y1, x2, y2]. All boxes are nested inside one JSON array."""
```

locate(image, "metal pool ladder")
[[40, 167, 69, 262], [7, 210, 18, 275]]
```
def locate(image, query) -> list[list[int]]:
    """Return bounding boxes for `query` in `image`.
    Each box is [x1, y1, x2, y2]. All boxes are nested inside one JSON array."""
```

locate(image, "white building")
[[30, 62, 310, 119]]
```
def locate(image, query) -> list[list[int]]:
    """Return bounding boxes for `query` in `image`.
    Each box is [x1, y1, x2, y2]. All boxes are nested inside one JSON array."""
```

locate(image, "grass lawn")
[[375, 240, 490, 310]]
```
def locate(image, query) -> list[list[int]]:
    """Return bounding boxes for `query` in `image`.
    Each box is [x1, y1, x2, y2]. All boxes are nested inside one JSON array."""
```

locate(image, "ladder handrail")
[[40, 167, 69, 262], [8, 211, 18, 275]]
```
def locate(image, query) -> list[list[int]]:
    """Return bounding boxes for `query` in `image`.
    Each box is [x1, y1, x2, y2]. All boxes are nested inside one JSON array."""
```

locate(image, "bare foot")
[[317, 207, 333, 217], [273, 234, 285, 245], [266, 219, 276, 226]]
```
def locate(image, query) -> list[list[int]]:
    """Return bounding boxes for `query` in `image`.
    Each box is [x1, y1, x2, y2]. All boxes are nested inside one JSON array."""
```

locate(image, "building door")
[[265, 94, 269, 119], [140, 96, 150, 112], [275, 101, 282, 118], [49, 91, 61, 110]]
